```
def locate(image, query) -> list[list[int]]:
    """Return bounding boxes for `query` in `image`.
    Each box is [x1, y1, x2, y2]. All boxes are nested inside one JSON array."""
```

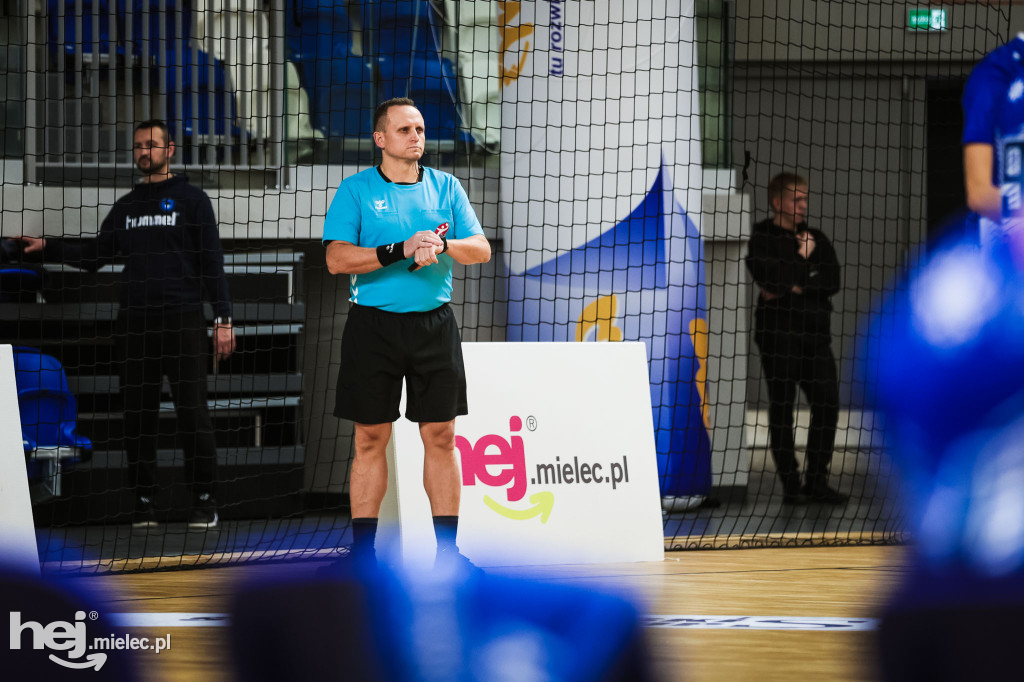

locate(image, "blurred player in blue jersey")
[[870, 39, 1024, 675], [963, 33, 1024, 251], [870, 208, 1024, 682]]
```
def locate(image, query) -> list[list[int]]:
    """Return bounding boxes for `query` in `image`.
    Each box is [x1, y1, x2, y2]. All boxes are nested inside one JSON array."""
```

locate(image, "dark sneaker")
[[661, 495, 706, 512], [780, 472, 807, 505], [188, 492, 219, 529], [132, 496, 159, 529], [434, 547, 483, 578], [781, 491, 808, 505], [314, 549, 377, 579], [803, 483, 849, 505]]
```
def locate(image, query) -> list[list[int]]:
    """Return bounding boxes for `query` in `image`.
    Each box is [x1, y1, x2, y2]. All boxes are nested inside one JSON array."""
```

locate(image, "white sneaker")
[[661, 495, 706, 512]]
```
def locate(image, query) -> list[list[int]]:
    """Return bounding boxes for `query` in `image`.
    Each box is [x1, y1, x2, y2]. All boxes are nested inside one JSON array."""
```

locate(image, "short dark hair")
[[767, 172, 808, 204], [134, 119, 171, 145], [373, 98, 417, 133]]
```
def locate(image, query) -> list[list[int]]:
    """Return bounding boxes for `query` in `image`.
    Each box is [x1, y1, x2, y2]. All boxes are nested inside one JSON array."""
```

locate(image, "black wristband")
[[441, 236, 448, 253], [376, 242, 405, 267]]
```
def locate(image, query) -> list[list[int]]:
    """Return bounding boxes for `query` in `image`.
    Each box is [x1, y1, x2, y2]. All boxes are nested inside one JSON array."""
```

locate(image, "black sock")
[[351, 518, 378, 558], [433, 515, 459, 553]]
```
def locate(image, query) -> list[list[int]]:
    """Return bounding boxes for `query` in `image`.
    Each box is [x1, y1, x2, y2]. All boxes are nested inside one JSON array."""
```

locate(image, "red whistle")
[[408, 222, 450, 271]]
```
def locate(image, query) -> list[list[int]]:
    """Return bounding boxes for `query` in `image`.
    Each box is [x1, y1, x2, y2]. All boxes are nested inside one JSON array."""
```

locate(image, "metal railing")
[[25, 0, 285, 184]]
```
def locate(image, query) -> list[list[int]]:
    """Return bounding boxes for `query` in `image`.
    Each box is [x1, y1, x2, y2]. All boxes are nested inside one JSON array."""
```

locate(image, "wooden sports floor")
[[78, 544, 905, 681]]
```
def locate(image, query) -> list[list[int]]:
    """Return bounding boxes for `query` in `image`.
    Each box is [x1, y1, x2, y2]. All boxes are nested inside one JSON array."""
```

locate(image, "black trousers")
[[117, 310, 217, 499], [754, 330, 840, 487]]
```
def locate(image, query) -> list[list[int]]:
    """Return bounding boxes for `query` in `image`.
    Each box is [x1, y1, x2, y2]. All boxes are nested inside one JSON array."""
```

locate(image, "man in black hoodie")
[[16, 119, 235, 528], [745, 173, 846, 505]]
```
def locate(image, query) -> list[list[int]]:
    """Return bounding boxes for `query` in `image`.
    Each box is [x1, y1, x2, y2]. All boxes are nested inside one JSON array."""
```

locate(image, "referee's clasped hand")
[[404, 230, 445, 268]]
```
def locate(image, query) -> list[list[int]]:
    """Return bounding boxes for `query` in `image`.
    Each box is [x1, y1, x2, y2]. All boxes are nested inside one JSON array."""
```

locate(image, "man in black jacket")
[[745, 173, 846, 504], [16, 120, 235, 528]]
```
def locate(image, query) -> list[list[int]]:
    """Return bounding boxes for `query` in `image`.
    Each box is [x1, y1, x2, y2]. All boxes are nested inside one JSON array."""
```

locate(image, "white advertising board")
[[381, 342, 664, 568], [0, 344, 39, 573]]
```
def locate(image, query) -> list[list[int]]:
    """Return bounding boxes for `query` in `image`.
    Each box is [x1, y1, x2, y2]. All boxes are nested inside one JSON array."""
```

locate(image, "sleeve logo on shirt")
[[160, 198, 175, 212], [373, 199, 388, 211]]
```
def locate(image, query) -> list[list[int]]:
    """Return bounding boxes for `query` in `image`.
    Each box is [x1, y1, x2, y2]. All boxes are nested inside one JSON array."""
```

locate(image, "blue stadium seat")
[[125, 0, 192, 63], [0, 267, 43, 303], [12, 347, 92, 497], [375, 0, 460, 141], [47, 0, 192, 74], [376, 52, 459, 141], [376, 0, 434, 56], [162, 48, 242, 140], [287, 0, 355, 59], [46, 0, 121, 62], [312, 56, 374, 138], [286, 0, 373, 138]]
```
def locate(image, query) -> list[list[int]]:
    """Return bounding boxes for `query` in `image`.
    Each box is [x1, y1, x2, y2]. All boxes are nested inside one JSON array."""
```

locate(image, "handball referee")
[[15, 119, 234, 530], [323, 98, 491, 569]]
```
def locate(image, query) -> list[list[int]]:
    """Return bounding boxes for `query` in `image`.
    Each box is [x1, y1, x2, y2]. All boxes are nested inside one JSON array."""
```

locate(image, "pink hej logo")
[[457, 414, 631, 522], [457, 416, 527, 503], [457, 416, 555, 522]]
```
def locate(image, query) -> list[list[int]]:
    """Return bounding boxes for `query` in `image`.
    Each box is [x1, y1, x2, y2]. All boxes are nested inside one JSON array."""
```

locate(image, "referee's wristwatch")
[[214, 316, 232, 326]]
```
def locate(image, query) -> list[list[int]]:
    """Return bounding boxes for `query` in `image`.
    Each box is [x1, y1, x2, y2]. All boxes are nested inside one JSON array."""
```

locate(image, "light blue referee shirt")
[[322, 166, 484, 313]]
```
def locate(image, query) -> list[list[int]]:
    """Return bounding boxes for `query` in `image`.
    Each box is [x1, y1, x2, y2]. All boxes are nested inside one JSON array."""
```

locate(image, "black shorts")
[[334, 303, 468, 424]]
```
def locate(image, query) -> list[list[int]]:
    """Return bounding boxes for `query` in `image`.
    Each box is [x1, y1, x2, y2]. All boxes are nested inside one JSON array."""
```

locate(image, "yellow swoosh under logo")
[[483, 491, 555, 523]]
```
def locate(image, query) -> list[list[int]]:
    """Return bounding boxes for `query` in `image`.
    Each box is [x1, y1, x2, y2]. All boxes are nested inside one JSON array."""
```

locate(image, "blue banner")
[[506, 163, 712, 498]]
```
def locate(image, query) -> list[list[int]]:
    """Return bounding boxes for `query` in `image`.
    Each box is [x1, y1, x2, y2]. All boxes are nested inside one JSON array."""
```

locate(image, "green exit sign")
[[908, 8, 948, 31]]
